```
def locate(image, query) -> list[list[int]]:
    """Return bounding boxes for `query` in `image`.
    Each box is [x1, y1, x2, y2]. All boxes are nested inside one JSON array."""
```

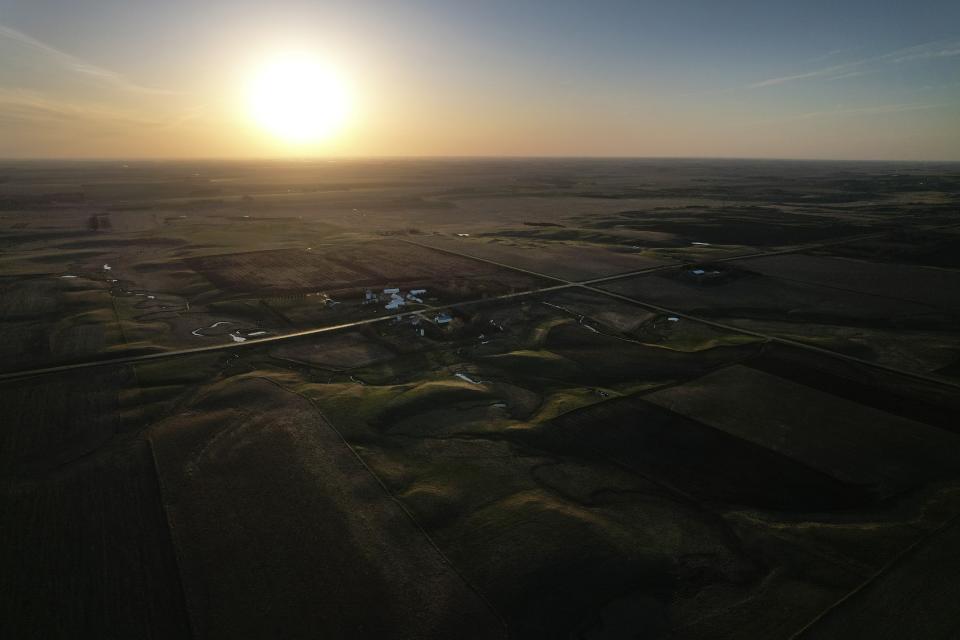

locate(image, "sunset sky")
[[1, 0, 958, 160]]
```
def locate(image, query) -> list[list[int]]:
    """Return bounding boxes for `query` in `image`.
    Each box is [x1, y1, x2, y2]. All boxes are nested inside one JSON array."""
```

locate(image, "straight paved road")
[[2, 227, 959, 389]]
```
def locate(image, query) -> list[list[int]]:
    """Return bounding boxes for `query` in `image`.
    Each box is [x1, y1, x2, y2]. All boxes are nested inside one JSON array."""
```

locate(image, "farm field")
[[600, 255, 960, 376], [149, 375, 503, 640], [735, 253, 960, 314], [795, 515, 960, 640], [411, 234, 678, 281], [644, 365, 960, 491], [0, 207, 548, 371], [810, 227, 960, 270], [0, 366, 191, 639], [185, 239, 546, 297], [2, 158, 960, 638]]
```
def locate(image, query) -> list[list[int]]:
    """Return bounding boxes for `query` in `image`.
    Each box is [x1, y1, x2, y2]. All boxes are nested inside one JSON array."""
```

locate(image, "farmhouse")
[[385, 295, 406, 310]]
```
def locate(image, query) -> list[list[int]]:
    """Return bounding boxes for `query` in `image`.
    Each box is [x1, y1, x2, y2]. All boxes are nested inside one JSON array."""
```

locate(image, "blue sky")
[[1, 0, 958, 159]]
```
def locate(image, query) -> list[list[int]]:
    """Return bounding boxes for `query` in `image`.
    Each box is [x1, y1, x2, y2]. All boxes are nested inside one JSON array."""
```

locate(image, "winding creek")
[[64, 267, 273, 344]]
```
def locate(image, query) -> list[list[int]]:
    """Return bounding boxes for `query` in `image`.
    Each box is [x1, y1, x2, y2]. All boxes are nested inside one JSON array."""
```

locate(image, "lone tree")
[[87, 214, 112, 231]]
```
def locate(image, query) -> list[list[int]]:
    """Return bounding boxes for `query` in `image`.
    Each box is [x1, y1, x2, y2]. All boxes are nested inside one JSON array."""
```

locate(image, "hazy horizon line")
[[2, 154, 959, 164]]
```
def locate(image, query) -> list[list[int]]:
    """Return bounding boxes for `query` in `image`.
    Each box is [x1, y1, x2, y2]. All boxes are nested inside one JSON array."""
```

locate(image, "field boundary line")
[[401, 238, 572, 285], [583, 284, 960, 390], [254, 375, 512, 639], [406, 229, 896, 289], [144, 434, 201, 640], [788, 508, 960, 639], [407, 237, 960, 391]]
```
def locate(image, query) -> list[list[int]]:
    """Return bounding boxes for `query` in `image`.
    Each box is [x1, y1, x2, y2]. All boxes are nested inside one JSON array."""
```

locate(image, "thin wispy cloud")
[[0, 89, 149, 126], [880, 41, 960, 63], [747, 61, 862, 88], [675, 38, 959, 100], [917, 80, 960, 92], [825, 69, 878, 82], [0, 88, 200, 133], [748, 38, 960, 90], [0, 23, 177, 95], [800, 46, 860, 65], [0, 24, 200, 142]]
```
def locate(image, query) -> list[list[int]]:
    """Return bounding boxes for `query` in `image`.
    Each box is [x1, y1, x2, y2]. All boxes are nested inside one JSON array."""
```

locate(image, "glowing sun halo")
[[247, 54, 350, 144]]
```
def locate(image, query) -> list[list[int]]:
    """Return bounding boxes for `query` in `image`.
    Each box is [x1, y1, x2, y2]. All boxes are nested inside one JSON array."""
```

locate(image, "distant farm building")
[[385, 294, 406, 310]]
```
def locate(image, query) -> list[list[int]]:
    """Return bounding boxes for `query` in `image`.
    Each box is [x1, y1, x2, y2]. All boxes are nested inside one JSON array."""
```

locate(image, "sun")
[[247, 53, 350, 144]]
